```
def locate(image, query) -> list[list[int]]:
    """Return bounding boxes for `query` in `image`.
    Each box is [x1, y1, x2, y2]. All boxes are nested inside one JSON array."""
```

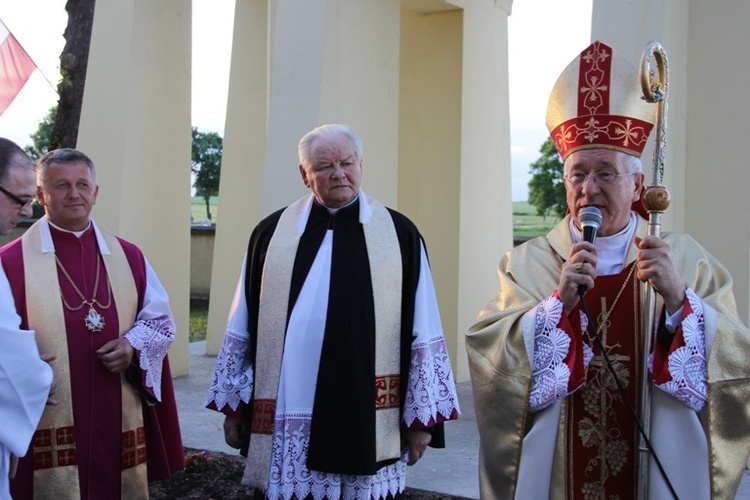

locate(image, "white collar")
[[570, 211, 636, 248], [296, 190, 371, 234], [38, 216, 111, 255], [570, 212, 637, 275]]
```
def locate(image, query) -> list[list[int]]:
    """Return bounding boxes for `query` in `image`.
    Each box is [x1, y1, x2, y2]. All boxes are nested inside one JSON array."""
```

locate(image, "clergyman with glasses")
[[0, 138, 53, 500], [466, 41, 750, 499], [0, 138, 36, 235], [0, 148, 184, 498]]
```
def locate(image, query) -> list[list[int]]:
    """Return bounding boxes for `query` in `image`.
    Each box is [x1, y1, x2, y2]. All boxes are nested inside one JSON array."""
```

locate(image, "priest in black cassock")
[[206, 123, 460, 500]]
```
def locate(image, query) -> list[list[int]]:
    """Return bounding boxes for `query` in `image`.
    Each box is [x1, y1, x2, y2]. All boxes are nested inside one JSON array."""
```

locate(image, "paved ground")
[[173, 341, 481, 499]]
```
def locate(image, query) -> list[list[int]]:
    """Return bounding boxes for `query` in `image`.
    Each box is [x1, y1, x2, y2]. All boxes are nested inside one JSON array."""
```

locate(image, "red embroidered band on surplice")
[[33, 426, 77, 470], [121, 426, 147, 471], [252, 399, 276, 434], [375, 374, 400, 410]]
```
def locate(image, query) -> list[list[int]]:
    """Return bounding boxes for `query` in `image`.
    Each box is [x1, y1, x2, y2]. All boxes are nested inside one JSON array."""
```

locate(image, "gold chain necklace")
[[55, 254, 112, 333], [587, 262, 636, 344]]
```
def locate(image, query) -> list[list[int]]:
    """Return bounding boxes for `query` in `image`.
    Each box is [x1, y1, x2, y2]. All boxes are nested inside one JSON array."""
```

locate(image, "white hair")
[[298, 124, 363, 167]]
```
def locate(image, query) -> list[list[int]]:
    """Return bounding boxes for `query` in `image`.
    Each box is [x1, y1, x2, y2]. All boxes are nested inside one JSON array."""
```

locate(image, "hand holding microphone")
[[558, 207, 601, 312], [577, 207, 602, 296]]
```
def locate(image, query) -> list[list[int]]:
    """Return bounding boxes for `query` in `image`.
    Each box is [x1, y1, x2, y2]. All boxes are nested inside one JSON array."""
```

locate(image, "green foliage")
[[189, 300, 208, 343], [31, 200, 45, 219], [25, 107, 57, 161], [527, 138, 567, 220], [191, 128, 223, 222]]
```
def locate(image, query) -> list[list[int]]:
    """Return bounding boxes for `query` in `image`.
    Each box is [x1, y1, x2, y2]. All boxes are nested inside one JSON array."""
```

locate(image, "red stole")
[[566, 264, 643, 499]]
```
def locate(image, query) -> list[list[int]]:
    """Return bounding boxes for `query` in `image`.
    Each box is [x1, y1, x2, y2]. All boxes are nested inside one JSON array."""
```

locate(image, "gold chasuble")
[[21, 220, 148, 499], [466, 215, 750, 499], [245, 195, 402, 488]]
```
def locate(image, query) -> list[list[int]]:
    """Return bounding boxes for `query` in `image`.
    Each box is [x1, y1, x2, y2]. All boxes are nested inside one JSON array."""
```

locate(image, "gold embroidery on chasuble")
[[566, 265, 642, 499]]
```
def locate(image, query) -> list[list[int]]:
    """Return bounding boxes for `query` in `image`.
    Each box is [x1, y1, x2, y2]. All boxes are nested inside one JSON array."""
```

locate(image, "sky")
[[0, 0, 591, 201]]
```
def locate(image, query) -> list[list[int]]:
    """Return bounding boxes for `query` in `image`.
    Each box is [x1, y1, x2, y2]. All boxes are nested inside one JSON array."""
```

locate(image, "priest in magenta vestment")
[[0, 148, 184, 499]]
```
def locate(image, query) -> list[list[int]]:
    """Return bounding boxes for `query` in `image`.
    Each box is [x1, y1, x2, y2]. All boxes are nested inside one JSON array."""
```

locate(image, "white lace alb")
[[264, 413, 406, 500], [124, 313, 175, 401], [205, 326, 254, 411], [403, 336, 460, 426]]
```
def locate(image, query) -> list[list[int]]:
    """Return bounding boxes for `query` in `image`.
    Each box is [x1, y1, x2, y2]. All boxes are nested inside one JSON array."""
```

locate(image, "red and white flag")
[[0, 19, 37, 116]]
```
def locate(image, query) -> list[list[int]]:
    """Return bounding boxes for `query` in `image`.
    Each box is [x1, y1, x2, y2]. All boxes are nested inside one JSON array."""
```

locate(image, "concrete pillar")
[[206, 0, 403, 352], [205, 0, 269, 355], [398, 4, 464, 380], [260, 0, 401, 214], [399, 0, 513, 382], [77, 0, 192, 374], [682, 1, 750, 326], [455, 0, 514, 381]]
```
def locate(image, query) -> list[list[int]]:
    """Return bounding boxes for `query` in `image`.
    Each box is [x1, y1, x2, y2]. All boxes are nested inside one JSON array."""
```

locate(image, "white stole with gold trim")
[[244, 194, 402, 488]]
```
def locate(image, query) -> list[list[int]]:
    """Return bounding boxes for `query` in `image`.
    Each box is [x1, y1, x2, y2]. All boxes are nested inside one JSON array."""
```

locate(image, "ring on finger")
[[574, 262, 583, 271]]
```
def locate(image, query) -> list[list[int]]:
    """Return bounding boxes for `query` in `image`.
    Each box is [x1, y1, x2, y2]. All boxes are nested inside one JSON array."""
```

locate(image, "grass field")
[[189, 301, 209, 342], [512, 201, 561, 238], [191, 196, 219, 225]]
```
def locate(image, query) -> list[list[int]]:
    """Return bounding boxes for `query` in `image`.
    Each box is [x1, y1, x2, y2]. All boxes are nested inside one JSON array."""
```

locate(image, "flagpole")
[[0, 17, 58, 94]]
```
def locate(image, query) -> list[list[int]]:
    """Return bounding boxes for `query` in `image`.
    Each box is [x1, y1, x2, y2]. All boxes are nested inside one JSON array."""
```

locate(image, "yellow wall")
[[398, 7, 463, 375]]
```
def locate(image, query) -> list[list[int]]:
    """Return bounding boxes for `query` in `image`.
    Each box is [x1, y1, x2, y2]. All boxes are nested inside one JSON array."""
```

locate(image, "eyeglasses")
[[563, 171, 635, 187], [0, 184, 35, 210]]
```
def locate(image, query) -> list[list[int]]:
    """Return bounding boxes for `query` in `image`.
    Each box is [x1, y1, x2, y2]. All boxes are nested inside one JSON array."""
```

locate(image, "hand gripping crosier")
[[637, 40, 674, 500]]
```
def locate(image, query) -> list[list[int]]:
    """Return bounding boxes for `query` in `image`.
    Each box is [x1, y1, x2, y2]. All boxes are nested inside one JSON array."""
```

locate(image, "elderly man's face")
[[37, 160, 99, 232], [564, 149, 644, 236], [0, 165, 36, 235], [299, 134, 362, 208]]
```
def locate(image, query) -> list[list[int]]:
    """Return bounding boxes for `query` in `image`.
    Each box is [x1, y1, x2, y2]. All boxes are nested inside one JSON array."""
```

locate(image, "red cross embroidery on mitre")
[[550, 41, 653, 158]]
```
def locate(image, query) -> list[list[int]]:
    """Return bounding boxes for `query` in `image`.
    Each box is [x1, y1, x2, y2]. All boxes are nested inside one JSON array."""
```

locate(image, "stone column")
[[78, 0, 192, 374], [206, 0, 402, 353], [205, 0, 269, 355]]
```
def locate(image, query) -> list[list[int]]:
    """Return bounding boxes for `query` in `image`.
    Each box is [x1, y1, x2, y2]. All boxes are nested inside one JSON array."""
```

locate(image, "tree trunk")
[[204, 197, 212, 222], [51, 0, 96, 149]]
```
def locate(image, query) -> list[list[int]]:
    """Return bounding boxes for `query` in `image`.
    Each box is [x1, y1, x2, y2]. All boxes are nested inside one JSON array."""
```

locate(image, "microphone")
[[578, 207, 602, 296]]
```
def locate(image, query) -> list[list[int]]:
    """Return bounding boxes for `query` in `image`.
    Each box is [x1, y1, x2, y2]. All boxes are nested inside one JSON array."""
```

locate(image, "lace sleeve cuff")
[[650, 288, 707, 412], [205, 326, 255, 412], [124, 314, 176, 402], [402, 336, 460, 428], [529, 293, 593, 412]]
